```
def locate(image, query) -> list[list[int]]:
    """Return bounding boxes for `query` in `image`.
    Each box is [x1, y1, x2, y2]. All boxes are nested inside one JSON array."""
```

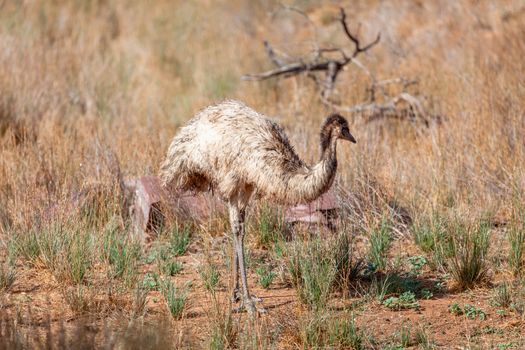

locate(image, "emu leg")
[[229, 204, 265, 315], [231, 238, 240, 303], [229, 204, 241, 303]]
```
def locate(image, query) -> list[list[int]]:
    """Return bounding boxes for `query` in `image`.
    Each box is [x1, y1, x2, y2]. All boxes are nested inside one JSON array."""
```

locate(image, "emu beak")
[[342, 130, 357, 143]]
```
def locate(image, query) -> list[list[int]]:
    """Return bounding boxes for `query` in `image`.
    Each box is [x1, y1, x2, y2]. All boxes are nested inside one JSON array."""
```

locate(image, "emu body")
[[159, 100, 356, 314]]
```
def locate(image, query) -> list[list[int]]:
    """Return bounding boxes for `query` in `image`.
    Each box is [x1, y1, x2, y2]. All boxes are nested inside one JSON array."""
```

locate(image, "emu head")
[[320, 114, 356, 151]]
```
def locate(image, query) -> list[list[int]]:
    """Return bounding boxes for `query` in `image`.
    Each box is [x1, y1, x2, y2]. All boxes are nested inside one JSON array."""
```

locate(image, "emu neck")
[[320, 130, 338, 163], [284, 132, 338, 204]]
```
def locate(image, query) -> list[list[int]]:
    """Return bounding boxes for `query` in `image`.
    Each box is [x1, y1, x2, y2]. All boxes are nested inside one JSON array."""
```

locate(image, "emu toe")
[[232, 297, 267, 315]]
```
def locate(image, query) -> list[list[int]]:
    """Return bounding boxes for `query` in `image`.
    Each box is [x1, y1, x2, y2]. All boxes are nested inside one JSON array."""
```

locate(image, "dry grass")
[[1, 0, 525, 348]]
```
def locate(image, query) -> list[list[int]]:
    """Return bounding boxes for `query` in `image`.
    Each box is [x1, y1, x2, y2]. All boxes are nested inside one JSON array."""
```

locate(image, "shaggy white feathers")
[[159, 100, 344, 206]]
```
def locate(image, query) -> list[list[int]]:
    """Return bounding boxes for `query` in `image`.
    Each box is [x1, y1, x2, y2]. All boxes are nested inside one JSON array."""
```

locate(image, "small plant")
[[142, 272, 159, 290], [255, 265, 275, 289], [449, 303, 486, 320], [412, 212, 451, 269], [464, 304, 486, 320], [131, 284, 149, 319], [17, 225, 68, 270], [13, 230, 41, 265], [161, 280, 188, 319], [414, 326, 432, 349], [170, 225, 191, 256], [383, 291, 420, 310], [200, 262, 220, 291], [369, 274, 393, 301], [446, 219, 490, 289], [151, 245, 182, 276], [299, 312, 367, 349], [371, 272, 422, 297], [163, 260, 183, 276], [421, 288, 433, 300], [368, 218, 392, 270], [331, 233, 364, 293], [449, 302, 462, 316], [148, 244, 171, 264], [299, 313, 325, 349], [13, 224, 94, 284], [208, 303, 238, 350], [434, 281, 445, 292], [407, 255, 427, 276]]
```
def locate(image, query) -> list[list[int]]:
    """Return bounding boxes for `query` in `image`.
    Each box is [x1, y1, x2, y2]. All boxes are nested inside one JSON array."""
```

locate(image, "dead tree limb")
[[242, 7, 380, 97], [243, 6, 433, 125]]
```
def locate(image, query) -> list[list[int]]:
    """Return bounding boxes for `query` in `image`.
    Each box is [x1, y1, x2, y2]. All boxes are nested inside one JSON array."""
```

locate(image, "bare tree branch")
[[243, 6, 432, 125], [339, 7, 381, 57], [263, 40, 287, 67], [242, 7, 379, 84]]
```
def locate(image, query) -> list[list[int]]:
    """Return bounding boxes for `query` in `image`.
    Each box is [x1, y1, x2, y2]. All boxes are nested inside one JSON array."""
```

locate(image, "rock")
[[122, 176, 222, 242], [285, 188, 339, 232], [122, 176, 340, 242]]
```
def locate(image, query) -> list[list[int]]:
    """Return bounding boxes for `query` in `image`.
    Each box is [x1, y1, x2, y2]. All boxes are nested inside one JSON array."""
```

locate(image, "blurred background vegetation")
[[0, 0, 524, 348]]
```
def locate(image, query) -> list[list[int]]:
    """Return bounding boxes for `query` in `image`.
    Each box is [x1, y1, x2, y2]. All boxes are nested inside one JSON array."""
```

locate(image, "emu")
[[159, 100, 356, 314]]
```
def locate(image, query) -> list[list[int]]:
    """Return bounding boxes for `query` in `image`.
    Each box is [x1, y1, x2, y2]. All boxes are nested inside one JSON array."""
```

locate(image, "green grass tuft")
[[446, 219, 490, 289], [253, 204, 285, 249], [200, 261, 221, 292], [327, 316, 365, 350], [256, 265, 275, 289], [103, 225, 142, 287], [287, 239, 336, 311], [170, 225, 191, 256], [368, 217, 392, 271], [161, 280, 188, 319]]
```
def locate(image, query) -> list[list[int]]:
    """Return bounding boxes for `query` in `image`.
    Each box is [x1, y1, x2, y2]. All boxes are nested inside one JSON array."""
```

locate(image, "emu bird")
[[159, 100, 356, 314]]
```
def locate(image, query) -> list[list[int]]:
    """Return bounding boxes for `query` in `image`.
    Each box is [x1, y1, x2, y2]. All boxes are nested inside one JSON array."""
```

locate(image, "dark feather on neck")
[[320, 113, 345, 155]]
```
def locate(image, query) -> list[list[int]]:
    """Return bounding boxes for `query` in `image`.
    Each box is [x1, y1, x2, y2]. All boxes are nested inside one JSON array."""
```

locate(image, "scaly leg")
[[231, 230, 240, 303], [232, 206, 266, 315]]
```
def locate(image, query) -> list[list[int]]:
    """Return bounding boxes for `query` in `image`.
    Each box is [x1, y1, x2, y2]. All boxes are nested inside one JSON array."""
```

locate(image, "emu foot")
[[231, 288, 241, 304], [232, 289, 262, 304], [233, 297, 267, 315]]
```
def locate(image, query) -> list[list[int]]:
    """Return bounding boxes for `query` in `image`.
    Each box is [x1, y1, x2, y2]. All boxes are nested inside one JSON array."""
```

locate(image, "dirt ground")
[[2, 231, 524, 349]]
